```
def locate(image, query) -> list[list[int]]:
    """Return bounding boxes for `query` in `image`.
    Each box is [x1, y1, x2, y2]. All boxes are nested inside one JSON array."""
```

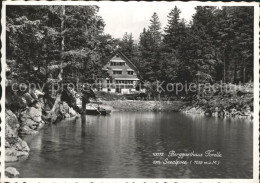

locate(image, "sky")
[[96, 2, 197, 40]]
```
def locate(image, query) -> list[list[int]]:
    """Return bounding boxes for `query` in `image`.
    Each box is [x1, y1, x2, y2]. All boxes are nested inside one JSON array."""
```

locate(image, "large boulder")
[[28, 106, 42, 123], [69, 107, 76, 116], [5, 138, 30, 161], [57, 101, 77, 118], [20, 101, 44, 134], [5, 167, 20, 178], [5, 109, 20, 138], [19, 125, 38, 135], [19, 106, 44, 134], [5, 109, 30, 162], [59, 101, 70, 115], [43, 110, 59, 123], [22, 92, 34, 106]]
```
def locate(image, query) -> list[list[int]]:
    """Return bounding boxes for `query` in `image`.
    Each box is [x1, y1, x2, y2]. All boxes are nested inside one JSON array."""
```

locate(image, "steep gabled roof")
[[103, 51, 139, 72], [117, 51, 138, 71]]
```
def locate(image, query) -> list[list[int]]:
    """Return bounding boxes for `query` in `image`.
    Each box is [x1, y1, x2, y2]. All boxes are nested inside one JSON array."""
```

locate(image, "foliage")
[[137, 6, 253, 85], [6, 5, 116, 85], [6, 5, 254, 99], [138, 13, 163, 82]]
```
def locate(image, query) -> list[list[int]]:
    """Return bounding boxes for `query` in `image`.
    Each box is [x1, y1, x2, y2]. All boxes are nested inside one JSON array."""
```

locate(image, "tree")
[[179, 6, 218, 83], [163, 6, 185, 52], [161, 6, 187, 83], [45, 5, 114, 83], [118, 32, 135, 60], [230, 7, 253, 84], [149, 12, 162, 47], [6, 6, 55, 84], [6, 4, 254, 100], [214, 6, 254, 83], [138, 28, 155, 81], [6, 5, 114, 85]]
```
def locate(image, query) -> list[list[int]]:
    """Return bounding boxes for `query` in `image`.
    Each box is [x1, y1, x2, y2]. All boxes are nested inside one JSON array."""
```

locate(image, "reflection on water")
[[7, 112, 253, 178]]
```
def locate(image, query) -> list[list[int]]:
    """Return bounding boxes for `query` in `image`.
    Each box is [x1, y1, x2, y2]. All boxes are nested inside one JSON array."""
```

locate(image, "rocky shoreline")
[[5, 90, 78, 178], [180, 84, 254, 120], [181, 104, 253, 120], [5, 109, 30, 163], [101, 90, 253, 121]]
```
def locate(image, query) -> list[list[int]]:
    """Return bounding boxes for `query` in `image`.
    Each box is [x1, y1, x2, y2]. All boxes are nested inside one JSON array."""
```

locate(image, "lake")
[[7, 112, 253, 178]]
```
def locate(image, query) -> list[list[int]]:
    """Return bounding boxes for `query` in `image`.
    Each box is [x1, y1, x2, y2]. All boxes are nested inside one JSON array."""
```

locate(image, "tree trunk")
[[223, 52, 226, 83], [60, 5, 65, 80], [61, 6, 65, 53], [243, 59, 246, 84], [51, 6, 66, 112], [158, 93, 161, 101], [233, 59, 237, 84], [51, 94, 61, 112]]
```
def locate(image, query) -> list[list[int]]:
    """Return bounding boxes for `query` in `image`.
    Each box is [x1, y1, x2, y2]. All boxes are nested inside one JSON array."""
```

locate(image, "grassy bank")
[[102, 100, 185, 112]]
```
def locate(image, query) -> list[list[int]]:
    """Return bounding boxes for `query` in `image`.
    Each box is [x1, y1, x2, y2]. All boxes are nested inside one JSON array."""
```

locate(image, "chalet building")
[[98, 51, 140, 94]]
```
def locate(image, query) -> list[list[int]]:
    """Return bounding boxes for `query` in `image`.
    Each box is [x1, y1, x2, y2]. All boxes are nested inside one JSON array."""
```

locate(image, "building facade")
[[98, 51, 140, 94]]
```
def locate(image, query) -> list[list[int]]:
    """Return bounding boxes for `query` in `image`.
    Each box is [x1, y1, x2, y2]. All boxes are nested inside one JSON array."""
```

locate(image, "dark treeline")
[[121, 6, 254, 85], [6, 5, 117, 85], [6, 6, 253, 89]]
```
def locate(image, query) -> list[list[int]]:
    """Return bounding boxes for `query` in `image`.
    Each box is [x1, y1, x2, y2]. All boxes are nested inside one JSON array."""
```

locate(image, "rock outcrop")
[[19, 100, 45, 135], [181, 83, 254, 120], [44, 101, 78, 123], [4, 71, 79, 177], [58, 101, 74, 117], [5, 109, 30, 162], [5, 167, 20, 178], [5, 84, 78, 164]]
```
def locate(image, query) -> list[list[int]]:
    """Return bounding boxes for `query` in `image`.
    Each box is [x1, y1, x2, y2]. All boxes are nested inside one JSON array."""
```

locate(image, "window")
[[113, 71, 122, 75], [110, 62, 125, 66], [127, 71, 134, 75], [116, 80, 134, 84]]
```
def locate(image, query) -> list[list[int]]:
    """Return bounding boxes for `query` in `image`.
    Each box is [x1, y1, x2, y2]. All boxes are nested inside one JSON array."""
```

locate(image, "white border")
[[1, 1, 259, 183]]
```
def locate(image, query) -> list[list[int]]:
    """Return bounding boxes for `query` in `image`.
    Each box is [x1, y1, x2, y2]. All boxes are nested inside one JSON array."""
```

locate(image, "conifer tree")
[[119, 32, 135, 60], [149, 12, 162, 47], [186, 6, 217, 82], [163, 6, 184, 52]]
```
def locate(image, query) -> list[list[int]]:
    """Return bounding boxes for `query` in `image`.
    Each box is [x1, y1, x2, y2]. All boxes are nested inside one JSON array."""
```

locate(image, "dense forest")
[[6, 5, 254, 90]]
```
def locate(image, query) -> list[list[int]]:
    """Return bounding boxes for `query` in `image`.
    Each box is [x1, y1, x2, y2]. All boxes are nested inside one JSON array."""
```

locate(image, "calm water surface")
[[8, 112, 253, 178]]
